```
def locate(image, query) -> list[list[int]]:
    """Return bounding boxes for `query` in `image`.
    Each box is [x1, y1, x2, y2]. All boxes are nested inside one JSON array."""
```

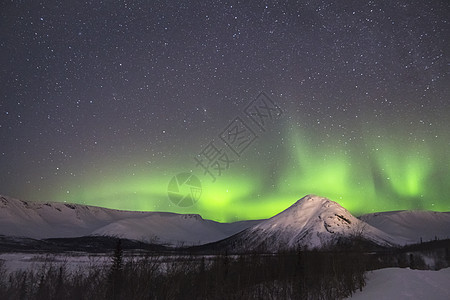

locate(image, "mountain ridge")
[[1, 194, 450, 251], [0, 195, 261, 246], [360, 210, 450, 244]]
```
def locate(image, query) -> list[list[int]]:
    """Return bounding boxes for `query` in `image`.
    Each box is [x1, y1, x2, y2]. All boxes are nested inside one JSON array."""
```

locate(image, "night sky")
[[1, 1, 449, 222]]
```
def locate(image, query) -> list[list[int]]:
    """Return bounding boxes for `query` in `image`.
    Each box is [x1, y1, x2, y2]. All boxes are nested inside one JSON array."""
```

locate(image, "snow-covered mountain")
[[0, 195, 260, 246], [211, 195, 399, 252], [360, 210, 450, 244], [91, 214, 261, 246], [2, 194, 450, 251]]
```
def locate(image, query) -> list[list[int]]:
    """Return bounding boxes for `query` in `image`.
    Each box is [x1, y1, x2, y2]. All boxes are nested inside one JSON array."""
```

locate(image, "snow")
[[233, 194, 398, 251], [0, 195, 260, 246], [0, 252, 216, 275], [360, 211, 450, 245], [92, 214, 261, 245], [347, 267, 450, 300], [2, 194, 449, 250], [0, 252, 111, 274]]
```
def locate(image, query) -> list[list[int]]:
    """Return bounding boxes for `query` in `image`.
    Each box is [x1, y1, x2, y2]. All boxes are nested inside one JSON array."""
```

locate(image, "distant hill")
[[0, 195, 260, 246]]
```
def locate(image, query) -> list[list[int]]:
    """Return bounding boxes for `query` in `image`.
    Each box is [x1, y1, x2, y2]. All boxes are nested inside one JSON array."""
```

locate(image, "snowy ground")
[[0, 252, 112, 274], [0, 252, 217, 275], [348, 267, 450, 300], [2, 253, 450, 299]]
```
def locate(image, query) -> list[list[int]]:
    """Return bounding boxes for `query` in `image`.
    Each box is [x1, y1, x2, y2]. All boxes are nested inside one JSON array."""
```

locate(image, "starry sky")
[[1, 0, 449, 222]]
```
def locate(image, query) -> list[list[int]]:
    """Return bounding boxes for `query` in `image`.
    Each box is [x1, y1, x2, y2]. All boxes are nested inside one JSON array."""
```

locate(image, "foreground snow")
[[348, 267, 450, 300], [0, 252, 111, 274]]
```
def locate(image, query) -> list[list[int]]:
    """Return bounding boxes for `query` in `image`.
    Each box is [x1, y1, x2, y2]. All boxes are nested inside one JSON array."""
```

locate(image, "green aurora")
[[2, 1, 449, 224], [57, 122, 450, 222]]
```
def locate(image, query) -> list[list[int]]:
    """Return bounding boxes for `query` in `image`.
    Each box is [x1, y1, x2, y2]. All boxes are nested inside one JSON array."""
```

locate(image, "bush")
[[0, 251, 367, 299]]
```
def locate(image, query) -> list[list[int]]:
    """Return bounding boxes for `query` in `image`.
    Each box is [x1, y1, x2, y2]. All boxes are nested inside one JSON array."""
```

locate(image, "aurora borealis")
[[1, 1, 449, 222]]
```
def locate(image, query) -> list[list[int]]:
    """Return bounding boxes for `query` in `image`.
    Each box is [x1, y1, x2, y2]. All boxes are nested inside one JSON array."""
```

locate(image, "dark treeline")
[[0, 249, 367, 300], [1, 239, 449, 299], [366, 239, 450, 271]]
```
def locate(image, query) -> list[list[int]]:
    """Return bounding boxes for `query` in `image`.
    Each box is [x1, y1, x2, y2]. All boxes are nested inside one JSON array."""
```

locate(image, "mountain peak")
[[269, 194, 346, 226], [291, 194, 338, 208], [224, 194, 397, 251]]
